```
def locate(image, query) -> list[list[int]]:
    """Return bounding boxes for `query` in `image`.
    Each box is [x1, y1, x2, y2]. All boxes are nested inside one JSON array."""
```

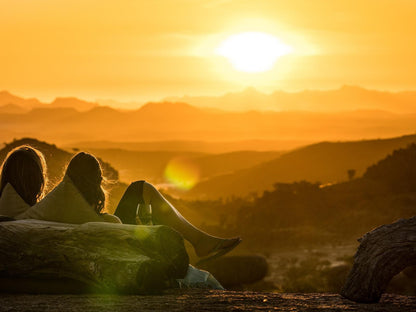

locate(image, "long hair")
[[0, 145, 47, 206], [65, 152, 106, 213]]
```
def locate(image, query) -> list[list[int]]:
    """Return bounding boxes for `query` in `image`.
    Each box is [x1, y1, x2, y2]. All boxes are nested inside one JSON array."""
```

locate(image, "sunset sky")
[[1, 0, 416, 104]]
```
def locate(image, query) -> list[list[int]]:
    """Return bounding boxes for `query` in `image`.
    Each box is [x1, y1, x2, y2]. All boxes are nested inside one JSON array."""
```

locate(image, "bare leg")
[[144, 182, 240, 258]]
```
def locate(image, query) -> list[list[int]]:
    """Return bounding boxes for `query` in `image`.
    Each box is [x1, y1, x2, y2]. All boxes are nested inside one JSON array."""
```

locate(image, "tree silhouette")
[[347, 169, 356, 180]]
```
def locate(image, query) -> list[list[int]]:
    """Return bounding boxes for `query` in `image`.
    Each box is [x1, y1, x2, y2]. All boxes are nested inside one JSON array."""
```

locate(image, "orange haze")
[[1, 1, 416, 106]]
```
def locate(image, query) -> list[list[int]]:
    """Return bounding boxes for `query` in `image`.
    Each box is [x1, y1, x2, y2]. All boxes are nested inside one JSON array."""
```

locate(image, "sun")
[[215, 32, 293, 73]]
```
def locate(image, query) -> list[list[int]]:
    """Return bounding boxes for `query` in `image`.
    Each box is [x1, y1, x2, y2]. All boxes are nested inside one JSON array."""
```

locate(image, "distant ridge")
[[166, 85, 416, 113], [65, 139, 304, 153], [4, 85, 416, 113], [1, 88, 416, 146], [1, 98, 416, 145], [50, 97, 97, 112], [0, 91, 97, 112], [183, 134, 416, 199], [0, 90, 42, 109], [0, 103, 27, 114]]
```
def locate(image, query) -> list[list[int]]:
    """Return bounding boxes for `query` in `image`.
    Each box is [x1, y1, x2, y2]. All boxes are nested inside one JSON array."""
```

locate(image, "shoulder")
[[0, 183, 30, 217], [100, 213, 122, 224], [18, 177, 102, 224]]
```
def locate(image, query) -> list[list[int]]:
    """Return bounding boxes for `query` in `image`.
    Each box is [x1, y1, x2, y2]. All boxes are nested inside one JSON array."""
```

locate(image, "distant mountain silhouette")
[[2, 99, 416, 146], [0, 91, 97, 113], [96, 98, 144, 110], [0, 91, 42, 109], [166, 85, 416, 113], [183, 134, 416, 199], [50, 97, 97, 112], [0, 103, 28, 114], [66, 140, 304, 153], [1, 89, 416, 148], [4, 86, 416, 114], [28, 107, 79, 119], [138, 101, 201, 115]]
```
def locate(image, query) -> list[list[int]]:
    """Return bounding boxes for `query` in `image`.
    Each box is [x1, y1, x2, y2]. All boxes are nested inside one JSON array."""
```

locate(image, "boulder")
[[341, 216, 416, 303]]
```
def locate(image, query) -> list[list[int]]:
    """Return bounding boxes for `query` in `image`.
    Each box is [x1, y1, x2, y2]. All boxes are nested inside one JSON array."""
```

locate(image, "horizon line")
[[2, 84, 416, 109]]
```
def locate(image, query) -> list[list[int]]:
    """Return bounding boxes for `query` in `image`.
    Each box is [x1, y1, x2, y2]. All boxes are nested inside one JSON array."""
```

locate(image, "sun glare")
[[216, 32, 293, 73], [164, 157, 200, 190]]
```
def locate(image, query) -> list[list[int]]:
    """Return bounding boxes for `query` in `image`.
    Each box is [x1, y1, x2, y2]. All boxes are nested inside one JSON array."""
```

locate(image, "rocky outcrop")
[[342, 216, 416, 303], [0, 220, 189, 294]]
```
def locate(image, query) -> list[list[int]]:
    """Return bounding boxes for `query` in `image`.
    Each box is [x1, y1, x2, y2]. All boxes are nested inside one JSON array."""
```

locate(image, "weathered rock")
[[341, 216, 416, 303], [199, 255, 268, 287], [0, 220, 189, 294], [1, 290, 416, 312]]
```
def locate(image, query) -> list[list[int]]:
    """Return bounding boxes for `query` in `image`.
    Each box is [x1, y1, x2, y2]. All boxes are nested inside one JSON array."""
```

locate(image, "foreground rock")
[[0, 290, 415, 312], [0, 220, 189, 294], [342, 216, 416, 303]]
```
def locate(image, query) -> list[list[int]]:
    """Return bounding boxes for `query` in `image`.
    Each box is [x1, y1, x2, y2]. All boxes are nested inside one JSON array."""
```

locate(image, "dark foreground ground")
[[0, 290, 415, 312]]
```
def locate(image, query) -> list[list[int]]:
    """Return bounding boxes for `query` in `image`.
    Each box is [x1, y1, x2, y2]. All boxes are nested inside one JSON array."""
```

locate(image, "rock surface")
[[0, 220, 189, 293], [0, 290, 415, 311], [342, 216, 416, 303]]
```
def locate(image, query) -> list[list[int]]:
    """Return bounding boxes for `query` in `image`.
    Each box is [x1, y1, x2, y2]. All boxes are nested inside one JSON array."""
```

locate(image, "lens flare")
[[164, 157, 200, 190]]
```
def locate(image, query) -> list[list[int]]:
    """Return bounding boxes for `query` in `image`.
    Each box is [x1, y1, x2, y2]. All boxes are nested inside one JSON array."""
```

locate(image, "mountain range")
[[0, 91, 97, 112], [166, 85, 416, 113], [3, 85, 416, 114], [1, 89, 416, 147]]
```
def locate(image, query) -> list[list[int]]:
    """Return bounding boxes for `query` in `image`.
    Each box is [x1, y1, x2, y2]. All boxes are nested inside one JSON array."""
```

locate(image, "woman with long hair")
[[0, 145, 47, 217], [17, 152, 120, 224]]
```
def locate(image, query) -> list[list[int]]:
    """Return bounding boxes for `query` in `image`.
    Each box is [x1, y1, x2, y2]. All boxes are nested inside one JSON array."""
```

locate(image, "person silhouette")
[[0, 145, 47, 219]]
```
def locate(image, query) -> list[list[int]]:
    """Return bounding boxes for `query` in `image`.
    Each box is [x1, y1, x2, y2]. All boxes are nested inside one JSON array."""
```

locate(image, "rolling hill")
[[166, 85, 416, 113], [79, 149, 282, 185], [182, 134, 416, 199], [65, 139, 303, 153], [49, 97, 97, 111]]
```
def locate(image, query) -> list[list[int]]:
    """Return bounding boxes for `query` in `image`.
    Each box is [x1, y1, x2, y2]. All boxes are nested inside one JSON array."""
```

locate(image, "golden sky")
[[1, 0, 416, 104]]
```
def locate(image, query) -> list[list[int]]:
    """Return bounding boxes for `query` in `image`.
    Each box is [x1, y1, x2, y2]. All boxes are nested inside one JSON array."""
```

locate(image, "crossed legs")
[[115, 181, 241, 259]]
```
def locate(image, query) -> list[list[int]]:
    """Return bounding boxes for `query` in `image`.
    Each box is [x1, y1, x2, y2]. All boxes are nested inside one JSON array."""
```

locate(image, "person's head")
[[65, 152, 106, 213], [0, 145, 47, 206]]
